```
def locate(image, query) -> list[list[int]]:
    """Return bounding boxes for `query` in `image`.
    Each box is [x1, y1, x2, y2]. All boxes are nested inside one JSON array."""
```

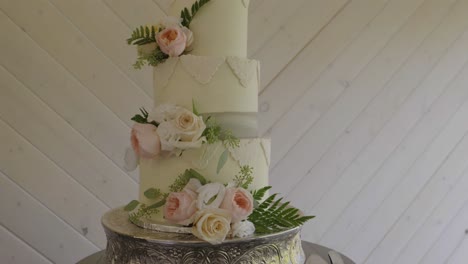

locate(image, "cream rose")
[[163, 189, 197, 225], [197, 183, 226, 210], [231, 220, 255, 238], [148, 104, 181, 124], [173, 108, 206, 142], [192, 208, 232, 244], [148, 104, 206, 152], [157, 26, 187, 57], [157, 121, 205, 152], [130, 123, 161, 159], [220, 187, 254, 223]]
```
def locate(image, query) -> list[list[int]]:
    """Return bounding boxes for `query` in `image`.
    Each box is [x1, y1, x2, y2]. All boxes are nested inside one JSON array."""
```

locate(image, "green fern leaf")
[[248, 193, 315, 234]]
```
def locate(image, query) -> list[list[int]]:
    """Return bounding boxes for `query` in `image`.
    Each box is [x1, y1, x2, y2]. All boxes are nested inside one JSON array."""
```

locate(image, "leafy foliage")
[[128, 203, 160, 223], [133, 47, 169, 69], [181, 0, 211, 28], [251, 186, 271, 202], [169, 169, 209, 192], [131, 108, 159, 126], [248, 193, 315, 234], [124, 200, 140, 211], [217, 149, 229, 174], [144, 188, 162, 200], [202, 117, 240, 147], [234, 166, 254, 189], [127, 25, 157, 46]]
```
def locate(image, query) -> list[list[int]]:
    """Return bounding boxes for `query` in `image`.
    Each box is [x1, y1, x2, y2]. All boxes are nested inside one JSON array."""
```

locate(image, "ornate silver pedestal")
[[102, 208, 305, 264]]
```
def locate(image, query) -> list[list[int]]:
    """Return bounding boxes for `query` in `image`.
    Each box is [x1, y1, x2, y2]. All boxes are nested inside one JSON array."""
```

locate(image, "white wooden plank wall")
[[0, 0, 467, 263]]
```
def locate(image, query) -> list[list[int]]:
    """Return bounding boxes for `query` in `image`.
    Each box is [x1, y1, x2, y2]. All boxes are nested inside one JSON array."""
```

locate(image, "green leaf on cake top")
[[127, 0, 211, 69], [181, 0, 211, 28], [127, 25, 158, 46]]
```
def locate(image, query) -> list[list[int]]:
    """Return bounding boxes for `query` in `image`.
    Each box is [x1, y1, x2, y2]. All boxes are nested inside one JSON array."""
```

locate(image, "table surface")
[[78, 241, 355, 264]]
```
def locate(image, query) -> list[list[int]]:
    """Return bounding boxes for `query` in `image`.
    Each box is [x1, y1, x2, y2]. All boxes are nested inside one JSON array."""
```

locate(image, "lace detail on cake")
[[191, 143, 221, 170], [181, 55, 225, 84], [154, 0, 175, 14], [242, 0, 250, 8], [226, 57, 258, 88], [154, 57, 179, 88], [227, 139, 267, 167]]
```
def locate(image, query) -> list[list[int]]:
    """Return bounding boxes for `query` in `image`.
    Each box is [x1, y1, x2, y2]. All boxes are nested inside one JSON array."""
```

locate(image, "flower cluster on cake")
[[123, 0, 314, 245]]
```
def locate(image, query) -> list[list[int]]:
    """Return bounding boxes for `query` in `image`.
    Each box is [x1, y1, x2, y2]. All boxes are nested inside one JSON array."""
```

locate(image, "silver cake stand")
[[80, 208, 355, 264]]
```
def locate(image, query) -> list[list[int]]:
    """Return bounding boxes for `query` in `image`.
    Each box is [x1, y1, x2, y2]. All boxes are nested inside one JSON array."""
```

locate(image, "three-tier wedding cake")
[[101, 0, 313, 263]]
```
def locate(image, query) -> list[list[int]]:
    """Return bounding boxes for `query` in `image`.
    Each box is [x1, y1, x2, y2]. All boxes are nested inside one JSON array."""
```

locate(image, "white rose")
[[160, 16, 183, 28], [183, 178, 202, 193], [231, 220, 255, 238], [192, 208, 232, 244], [173, 108, 206, 142], [155, 121, 180, 152], [196, 183, 226, 209], [157, 121, 206, 152], [148, 104, 181, 124]]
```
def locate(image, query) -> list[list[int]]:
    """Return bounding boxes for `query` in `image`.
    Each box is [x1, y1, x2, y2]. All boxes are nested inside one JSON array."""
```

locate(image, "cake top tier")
[[168, 0, 249, 57]]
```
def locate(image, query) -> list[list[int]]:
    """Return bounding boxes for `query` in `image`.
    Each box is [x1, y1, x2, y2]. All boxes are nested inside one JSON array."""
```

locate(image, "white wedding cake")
[[102, 1, 313, 263]]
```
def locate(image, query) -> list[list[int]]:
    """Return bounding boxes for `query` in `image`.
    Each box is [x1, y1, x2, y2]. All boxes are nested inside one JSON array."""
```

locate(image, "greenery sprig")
[[181, 0, 211, 28], [169, 169, 209, 192], [234, 166, 254, 189], [248, 189, 315, 234], [127, 25, 158, 46], [131, 108, 159, 126], [133, 47, 169, 69], [203, 117, 240, 147]]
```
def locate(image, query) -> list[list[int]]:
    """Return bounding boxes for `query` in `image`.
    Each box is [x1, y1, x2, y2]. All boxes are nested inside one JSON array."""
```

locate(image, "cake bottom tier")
[[138, 138, 270, 224], [102, 208, 305, 264]]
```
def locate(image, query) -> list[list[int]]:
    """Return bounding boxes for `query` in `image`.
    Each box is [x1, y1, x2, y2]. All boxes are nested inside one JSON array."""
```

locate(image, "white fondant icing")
[[227, 139, 267, 168], [154, 57, 179, 89], [241, 0, 250, 8], [170, 0, 248, 57], [180, 55, 225, 84], [227, 56, 257, 87], [155, 0, 176, 14], [191, 143, 220, 170]]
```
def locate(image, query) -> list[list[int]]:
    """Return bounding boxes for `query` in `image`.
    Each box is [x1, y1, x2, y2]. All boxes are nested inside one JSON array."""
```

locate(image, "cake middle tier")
[[139, 138, 270, 224], [154, 55, 260, 136]]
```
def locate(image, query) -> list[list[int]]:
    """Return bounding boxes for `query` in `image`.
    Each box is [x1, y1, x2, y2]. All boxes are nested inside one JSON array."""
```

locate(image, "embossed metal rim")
[[102, 207, 302, 245]]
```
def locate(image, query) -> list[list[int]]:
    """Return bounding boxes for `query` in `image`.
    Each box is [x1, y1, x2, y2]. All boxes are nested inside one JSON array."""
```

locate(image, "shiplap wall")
[[1, 0, 468, 263]]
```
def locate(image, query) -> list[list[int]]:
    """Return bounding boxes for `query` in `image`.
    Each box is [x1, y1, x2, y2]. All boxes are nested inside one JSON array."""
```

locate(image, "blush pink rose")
[[156, 27, 187, 57], [130, 123, 161, 159], [164, 189, 197, 225], [220, 187, 254, 223]]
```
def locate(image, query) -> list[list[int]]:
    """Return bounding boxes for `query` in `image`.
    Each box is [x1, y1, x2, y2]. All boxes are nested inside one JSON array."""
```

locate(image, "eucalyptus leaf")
[[124, 200, 140, 211], [144, 188, 161, 199], [192, 99, 199, 116], [217, 149, 229, 174]]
